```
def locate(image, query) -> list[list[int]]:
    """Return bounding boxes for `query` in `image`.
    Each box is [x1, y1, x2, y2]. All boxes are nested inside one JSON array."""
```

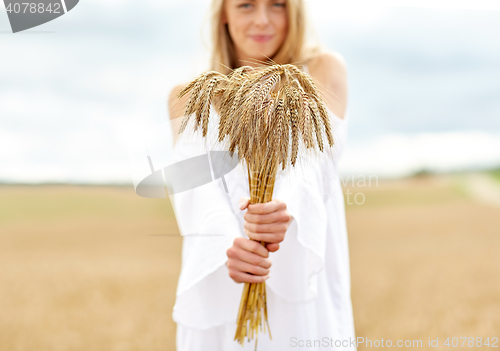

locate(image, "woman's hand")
[[225, 197, 293, 284], [240, 197, 293, 253], [226, 237, 272, 284]]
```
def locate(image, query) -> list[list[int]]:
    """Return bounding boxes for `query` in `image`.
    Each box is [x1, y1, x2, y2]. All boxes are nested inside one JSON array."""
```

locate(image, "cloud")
[[1, 0, 499, 183], [308, 0, 500, 11], [340, 131, 500, 178]]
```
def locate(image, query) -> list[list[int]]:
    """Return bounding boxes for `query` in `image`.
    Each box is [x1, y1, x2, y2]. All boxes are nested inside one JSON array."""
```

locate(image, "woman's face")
[[223, 0, 288, 66]]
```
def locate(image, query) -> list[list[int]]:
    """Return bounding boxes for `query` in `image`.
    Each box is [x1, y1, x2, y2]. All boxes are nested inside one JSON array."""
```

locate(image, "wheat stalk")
[[176, 63, 335, 350]]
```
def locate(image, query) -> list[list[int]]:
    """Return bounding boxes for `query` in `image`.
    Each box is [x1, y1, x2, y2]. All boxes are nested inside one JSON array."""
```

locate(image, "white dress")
[[168, 65, 357, 351]]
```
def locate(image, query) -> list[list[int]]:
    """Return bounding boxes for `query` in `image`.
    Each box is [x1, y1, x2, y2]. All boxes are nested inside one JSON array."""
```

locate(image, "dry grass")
[[0, 185, 181, 351], [345, 173, 500, 349], [0, 172, 499, 350]]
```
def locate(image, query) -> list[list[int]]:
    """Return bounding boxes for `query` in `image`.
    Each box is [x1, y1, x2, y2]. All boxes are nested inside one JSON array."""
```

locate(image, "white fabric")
[[169, 67, 357, 351]]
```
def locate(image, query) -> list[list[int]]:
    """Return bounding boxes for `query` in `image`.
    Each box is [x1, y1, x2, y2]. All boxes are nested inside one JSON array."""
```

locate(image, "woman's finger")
[[239, 197, 250, 211], [233, 244, 272, 268], [244, 220, 289, 234], [229, 271, 270, 284], [247, 199, 286, 215], [244, 210, 290, 225], [227, 258, 270, 276], [237, 236, 269, 258], [244, 228, 285, 244], [266, 242, 280, 252]]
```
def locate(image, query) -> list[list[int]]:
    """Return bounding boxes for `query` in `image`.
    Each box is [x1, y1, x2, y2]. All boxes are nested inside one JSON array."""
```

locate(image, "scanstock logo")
[[4, 0, 79, 33]]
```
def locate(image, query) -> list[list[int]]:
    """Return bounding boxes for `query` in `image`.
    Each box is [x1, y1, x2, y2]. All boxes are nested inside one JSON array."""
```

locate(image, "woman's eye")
[[238, 3, 252, 9], [272, 2, 286, 7]]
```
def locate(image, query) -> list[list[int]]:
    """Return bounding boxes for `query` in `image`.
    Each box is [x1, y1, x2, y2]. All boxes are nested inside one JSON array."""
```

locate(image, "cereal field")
[[0, 171, 499, 350]]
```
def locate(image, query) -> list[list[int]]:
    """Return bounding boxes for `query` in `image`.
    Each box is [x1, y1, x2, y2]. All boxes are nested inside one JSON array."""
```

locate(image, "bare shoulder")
[[308, 51, 347, 73], [306, 51, 348, 119], [168, 83, 190, 121]]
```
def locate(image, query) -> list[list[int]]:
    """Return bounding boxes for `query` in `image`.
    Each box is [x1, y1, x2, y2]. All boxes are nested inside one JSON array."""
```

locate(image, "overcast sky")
[[1, 0, 499, 184]]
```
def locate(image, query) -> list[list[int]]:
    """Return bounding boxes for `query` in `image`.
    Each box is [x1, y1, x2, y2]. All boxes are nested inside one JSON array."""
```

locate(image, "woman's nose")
[[254, 5, 270, 26]]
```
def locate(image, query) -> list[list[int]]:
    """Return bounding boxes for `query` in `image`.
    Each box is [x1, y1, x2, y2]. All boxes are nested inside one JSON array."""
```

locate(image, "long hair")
[[209, 0, 323, 74]]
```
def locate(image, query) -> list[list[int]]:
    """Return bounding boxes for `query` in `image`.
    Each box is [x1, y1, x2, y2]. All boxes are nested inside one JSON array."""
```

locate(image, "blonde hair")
[[209, 0, 323, 75]]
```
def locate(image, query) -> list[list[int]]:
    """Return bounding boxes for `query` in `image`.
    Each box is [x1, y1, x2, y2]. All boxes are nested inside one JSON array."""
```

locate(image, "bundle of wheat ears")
[[176, 63, 335, 350]]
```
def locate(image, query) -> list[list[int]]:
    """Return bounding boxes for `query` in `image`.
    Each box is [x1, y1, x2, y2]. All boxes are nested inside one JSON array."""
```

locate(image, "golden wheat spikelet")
[[237, 108, 252, 160], [246, 81, 266, 158], [200, 77, 223, 137], [259, 72, 280, 103], [300, 92, 314, 149], [308, 97, 325, 152], [216, 81, 238, 141], [288, 88, 300, 166], [312, 94, 335, 147], [178, 76, 204, 134]]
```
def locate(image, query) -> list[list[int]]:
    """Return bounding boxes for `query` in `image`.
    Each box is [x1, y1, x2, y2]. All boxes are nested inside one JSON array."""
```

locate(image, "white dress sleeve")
[[264, 157, 329, 303], [170, 113, 246, 329], [264, 109, 347, 303]]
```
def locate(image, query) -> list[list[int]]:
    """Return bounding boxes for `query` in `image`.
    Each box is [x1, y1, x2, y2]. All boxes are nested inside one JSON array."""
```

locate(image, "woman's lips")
[[250, 35, 273, 43]]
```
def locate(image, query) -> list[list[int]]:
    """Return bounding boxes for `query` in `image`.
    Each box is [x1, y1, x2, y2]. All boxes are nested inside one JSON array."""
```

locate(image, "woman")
[[167, 0, 355, 350]]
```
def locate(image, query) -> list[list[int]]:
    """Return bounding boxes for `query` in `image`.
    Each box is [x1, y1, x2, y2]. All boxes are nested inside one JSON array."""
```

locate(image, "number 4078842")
[[5, 2, 61, 14]]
